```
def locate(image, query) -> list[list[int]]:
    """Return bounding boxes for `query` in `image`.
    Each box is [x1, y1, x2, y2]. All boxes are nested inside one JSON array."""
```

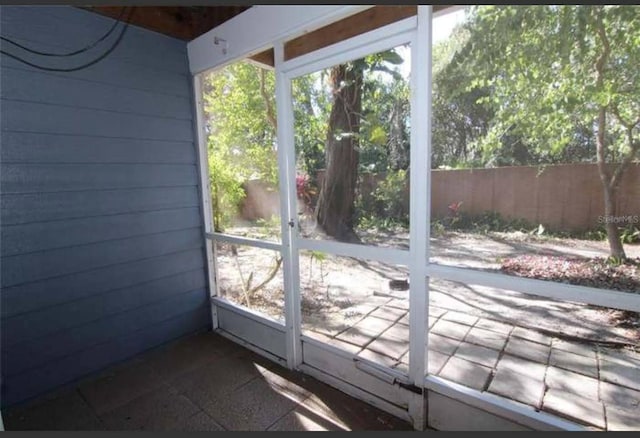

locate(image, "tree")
[[462, 5, 640, 259], [315, 62, 364, 242], [313, 49, 407, 241], [432, 24, 493, 169], [203, 61, 277, 231]]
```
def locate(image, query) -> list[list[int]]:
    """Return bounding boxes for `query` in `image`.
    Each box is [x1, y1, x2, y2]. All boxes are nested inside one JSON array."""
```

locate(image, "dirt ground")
[[214, 228, 640, 346]]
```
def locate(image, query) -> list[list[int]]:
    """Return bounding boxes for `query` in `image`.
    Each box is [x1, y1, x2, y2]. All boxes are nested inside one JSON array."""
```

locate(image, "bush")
[[356, 170, 409, 231], [209, 152, 245, 232], [436, 209, 533, 234]]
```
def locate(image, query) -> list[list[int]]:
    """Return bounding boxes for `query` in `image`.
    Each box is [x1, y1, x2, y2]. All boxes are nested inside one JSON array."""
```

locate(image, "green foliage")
[[430, 6, 639, 257], [620, 224, 640, 244], [209, 152, 245, 232], [293, 46, 411, 179], [292, 73, 330, 184], [204, 61, 278, 231], [438, 210, 533, 235], [355, 170, 409, 232], [462, 6, 640, 166], [372, 170, 409, 223]]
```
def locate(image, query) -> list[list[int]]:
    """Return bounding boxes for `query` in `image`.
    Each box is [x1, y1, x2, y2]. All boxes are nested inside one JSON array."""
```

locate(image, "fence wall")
[[431, 163, 640, 231], [240, 163, 640, 232]]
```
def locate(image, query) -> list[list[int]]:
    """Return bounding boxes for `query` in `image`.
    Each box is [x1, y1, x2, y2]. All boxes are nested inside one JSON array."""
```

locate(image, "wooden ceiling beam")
[[83, 5, 456, 66], [82, 7, 196, 40], [82, 6, 250, 41], [248, 49, 275, 69], [284, 5, 455, 61]]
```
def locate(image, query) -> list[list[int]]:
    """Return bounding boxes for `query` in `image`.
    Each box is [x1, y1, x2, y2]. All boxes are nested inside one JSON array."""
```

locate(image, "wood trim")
[[283, 5, 453, 61], [82, 6, 249, 41], [249, 49, 275, 68]]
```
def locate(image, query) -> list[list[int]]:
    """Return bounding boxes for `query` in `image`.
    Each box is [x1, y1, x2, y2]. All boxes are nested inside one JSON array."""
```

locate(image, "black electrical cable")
[[0, 7, 127, 57], [0, 7, 134, 73]]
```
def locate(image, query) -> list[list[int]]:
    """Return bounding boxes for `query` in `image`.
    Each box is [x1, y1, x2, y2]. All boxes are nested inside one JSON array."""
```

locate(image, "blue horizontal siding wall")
[[0, 6, 210, 406]]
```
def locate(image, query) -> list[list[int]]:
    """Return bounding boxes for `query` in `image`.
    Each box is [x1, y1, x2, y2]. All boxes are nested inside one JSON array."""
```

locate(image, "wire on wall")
[[0, 7, 128, 57], [0, 7, 135, 72]]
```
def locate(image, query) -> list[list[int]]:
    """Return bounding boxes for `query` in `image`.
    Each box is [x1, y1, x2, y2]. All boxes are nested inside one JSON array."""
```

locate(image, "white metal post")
[[274, 41, 303, 369], [192, 74, 219, 330], [407, 4, 433, 430]]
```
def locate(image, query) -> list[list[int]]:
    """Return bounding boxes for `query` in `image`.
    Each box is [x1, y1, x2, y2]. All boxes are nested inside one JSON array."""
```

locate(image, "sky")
[[393, 7, 468, 79], [433, 7, 467, 44]]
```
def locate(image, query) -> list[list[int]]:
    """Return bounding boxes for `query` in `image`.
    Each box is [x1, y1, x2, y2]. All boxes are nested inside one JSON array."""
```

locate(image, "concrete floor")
[[4, 308, 637, 431], [2, 331, 414, 431]]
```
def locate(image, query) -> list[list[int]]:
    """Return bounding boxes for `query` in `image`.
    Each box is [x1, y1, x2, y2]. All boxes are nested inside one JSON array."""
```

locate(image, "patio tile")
[[2, 332, 416, 432], [3, 389, 103, 430], [259, 367, 314, 404], [428, 307, 447, 319], [357, 348, 400, 368], [366, 336, 409, 361], [598, 347, 640, 368], [541, 389, 605, 429], [600, 359, 640, 391], [431, 320, 472, 340], [380, 322, 410, 341], [504, 337, 550, 364], [335, 325, 380, 348], [201, 376, 298, 431], [475, 319, 513, 335], [305, 331, 364, 355], [354, 316, 396, 335], [394, 361, 409, 374], [510, 327, 552, 346], [464, 327, 509, 351], [171, 353, 265, 408], [552, 340, 597, 359], [303, 329, 332, 343], [441, 311, 479, 327], [487, 368, 544, 408], [267, 406, 345, 431], [605, 406, 640, 431], [327, 337, 364, 355], [496, 354, 547, 381], [454, 342, 500, 368], [428, 333, 462, 356], [437, 357, 492, 391], [395, 350, 451, 375], [98, 386, 200, 430], [177, 411, 225, 431], [428, 351, 451, 375], [545, 366, 599, 400], [599, 380, 640, 411], [368, 306, 407, 322], [78, 359, 165, 415], [301, 381, 412, 431], [386, 299, 410, 310], [549, 348, 598, 378], [142, 332, 237, 380]]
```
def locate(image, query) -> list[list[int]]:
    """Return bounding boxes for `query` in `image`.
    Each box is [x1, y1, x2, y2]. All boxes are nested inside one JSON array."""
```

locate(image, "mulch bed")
[[501, 255, 640, 339], [501, 255, 640, 293]]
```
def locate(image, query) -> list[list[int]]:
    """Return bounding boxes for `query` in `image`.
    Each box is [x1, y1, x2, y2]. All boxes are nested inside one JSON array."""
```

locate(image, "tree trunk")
[[315, 63, 363, 242], [601, 182, 626, 260], [388, 98, 409, 170], [593, 8, 626, 260], [595, 108, 627, 260]]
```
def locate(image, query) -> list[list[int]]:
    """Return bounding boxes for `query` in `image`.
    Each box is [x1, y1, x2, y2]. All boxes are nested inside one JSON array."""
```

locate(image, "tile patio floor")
[[4, 304, 638, 431], [2, 331, 413, 431], [305, 299, 640, 431]]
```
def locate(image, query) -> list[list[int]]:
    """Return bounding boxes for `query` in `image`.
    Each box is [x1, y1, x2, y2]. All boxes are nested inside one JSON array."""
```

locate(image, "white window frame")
[[189, 4, 640, 431]]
